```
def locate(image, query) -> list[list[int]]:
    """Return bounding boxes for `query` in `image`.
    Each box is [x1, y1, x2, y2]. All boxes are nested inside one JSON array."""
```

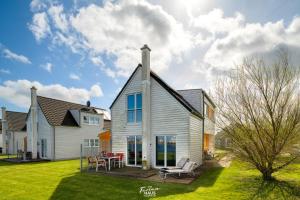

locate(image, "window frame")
[[127, 93, 142, 123], [83, 115, 100, 125], [84, 139, 99, 147]]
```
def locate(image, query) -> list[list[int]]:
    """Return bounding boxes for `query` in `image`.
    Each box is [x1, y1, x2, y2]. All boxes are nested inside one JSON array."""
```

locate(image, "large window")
[[127, 136, 142, 166], [84, 139, 99, 147], [127, 93, 142, 123], [83, 115, 100, 125], [156, 136, 176, 167]]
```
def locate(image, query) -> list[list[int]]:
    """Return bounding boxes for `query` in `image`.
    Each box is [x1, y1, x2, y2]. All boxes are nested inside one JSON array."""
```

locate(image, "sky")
[[0, 0, 300, 116]]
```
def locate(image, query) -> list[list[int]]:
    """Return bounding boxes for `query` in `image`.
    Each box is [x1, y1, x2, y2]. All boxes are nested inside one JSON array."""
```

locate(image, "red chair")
[[114, 153, 125, 168], [106, 152, 114, 157]]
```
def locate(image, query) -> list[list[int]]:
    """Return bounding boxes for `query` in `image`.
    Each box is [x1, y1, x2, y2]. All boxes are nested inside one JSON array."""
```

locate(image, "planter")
[[142, 160, 148, 170]]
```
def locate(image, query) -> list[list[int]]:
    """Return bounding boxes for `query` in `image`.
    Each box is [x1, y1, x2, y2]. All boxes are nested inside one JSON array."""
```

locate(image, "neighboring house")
[[26, 87, 107, 160], [215, 131, 232, 149], [110, 45, 216, 169], [1, 108, 27, 155]]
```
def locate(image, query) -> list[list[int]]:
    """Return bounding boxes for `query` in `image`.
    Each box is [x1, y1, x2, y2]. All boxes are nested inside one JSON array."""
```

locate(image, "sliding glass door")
[[127, 136, 142, 166], [156, 136, 176, 167]]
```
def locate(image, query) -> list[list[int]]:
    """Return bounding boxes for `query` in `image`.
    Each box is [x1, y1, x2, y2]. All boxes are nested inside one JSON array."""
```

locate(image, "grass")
[[0, 155, 299, 200]]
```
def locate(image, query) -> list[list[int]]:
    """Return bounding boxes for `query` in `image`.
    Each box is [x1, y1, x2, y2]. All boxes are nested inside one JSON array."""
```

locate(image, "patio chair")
[[114, 153, 125, 168], [95, 156, 107, 172], [159, 161, 198, 180], [87, 156, 96, 171], [160, 157, 189, 171]]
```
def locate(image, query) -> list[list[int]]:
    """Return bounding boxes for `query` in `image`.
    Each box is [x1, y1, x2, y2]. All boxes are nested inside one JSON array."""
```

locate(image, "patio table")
[[100, 156, 121, 171]]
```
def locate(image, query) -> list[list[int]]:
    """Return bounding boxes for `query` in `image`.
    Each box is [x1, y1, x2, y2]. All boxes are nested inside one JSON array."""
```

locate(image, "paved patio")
[[85, 160, 220, 185]]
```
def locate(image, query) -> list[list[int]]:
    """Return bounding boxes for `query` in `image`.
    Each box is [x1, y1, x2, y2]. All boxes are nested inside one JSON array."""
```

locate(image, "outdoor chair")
[[159, 161, 198, 180], [87, 156, 96, 171], [95, 156, 107, 172], [114, 153, 125, 168], [160, 157, 189, 171]]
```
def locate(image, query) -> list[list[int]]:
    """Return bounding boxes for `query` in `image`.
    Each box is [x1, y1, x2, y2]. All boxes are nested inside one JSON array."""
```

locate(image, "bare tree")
[[215, 51, 300, 180]]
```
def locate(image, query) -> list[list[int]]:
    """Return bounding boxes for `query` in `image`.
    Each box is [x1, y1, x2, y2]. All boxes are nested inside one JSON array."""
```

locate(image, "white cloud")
[[0, 69, 10, 74], [27, 1, 300, 91], [29, 12, 51, 41], [2, 48, 32, 64], [0, 80, 103, 108], [204, 17, 300, 68], [48, 5, 68, 32], [30, 0, 46, 12], [69, 0, 192, 77], [190, 8, 244, 34], [40, 62, 52, 72], [69, 73, 80, 80]]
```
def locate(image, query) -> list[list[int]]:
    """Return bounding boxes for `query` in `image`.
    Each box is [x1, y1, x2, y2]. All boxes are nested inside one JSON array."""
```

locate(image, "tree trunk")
[[262, 170, 274, 181]]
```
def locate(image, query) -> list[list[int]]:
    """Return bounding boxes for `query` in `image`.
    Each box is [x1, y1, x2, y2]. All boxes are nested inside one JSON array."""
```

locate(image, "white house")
[[1, 108, 27, 155], [110, 45, 216, 169], [26, 87, 107, 160]]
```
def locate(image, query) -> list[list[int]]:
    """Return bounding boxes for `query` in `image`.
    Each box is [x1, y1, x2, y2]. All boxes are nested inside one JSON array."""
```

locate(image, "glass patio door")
[[127, 136, 142, 166], [156, 136, 176, 167]]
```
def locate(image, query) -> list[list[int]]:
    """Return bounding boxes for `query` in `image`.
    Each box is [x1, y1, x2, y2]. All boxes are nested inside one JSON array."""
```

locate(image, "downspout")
[[202, 91, 205, 163]]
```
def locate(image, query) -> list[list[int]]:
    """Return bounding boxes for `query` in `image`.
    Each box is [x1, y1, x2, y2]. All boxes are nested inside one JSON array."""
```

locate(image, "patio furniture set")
[[87, 152, 125, 172]]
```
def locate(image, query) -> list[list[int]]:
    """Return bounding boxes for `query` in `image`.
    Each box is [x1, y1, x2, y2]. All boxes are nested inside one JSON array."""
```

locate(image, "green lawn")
[[0, 156, 299, 200]]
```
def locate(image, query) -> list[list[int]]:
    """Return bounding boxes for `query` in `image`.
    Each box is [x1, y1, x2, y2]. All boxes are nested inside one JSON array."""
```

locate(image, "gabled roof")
[[110, 65, 203, 119], [0, 111, 27, 131], [37, 96, 105, 126]]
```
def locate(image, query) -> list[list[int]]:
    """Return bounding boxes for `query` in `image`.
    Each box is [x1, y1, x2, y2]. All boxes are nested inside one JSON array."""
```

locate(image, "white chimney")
[[141, 44, 151, 169], [1, 107, 7, 154], [30, 86, 38, 159]]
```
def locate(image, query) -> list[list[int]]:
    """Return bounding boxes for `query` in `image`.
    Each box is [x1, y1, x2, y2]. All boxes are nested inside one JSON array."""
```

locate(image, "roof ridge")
[[177, 88, 203, 91], [37, 95, 104, 110], [6, 110, 27, 114]]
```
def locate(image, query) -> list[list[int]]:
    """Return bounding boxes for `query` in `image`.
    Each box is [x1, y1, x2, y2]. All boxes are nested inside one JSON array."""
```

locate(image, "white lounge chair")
[[160, 161, 198, 180]]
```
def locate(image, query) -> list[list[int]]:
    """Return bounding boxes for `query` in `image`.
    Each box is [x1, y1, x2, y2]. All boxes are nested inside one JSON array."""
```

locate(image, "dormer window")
[[127, 93, 142, 123], [83, 115, 100, 125]]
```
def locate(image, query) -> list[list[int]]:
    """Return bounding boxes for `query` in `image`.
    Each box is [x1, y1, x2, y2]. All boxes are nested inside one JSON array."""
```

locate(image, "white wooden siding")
[[111, 67, 195, 168], [150, 77, 190, 167], [37, 106, 53, 160], [55, 112, 103, 160], [111, 68, 143, 162], [189, 115, 203, 165], [26, 111, 32, 152]]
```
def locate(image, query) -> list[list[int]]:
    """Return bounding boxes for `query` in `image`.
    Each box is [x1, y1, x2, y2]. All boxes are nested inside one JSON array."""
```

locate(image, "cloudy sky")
[[1, 0, 300, 114]]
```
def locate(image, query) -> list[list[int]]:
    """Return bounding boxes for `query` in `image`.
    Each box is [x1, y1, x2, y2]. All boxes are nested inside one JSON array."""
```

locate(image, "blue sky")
[[0, 0, 300, 115]]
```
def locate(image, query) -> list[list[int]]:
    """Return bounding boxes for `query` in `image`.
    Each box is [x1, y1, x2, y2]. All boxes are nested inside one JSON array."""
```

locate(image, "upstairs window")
[[127, 93, 142, 123], [204, 103, 208, 116], [83, 115, 100, 125]]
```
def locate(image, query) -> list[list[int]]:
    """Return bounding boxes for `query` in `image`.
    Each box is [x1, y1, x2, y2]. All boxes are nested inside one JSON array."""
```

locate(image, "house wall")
[[5, 131, 26, 154], [189, 115, 203, 165], [55, 112, 103, 160], [150, 77, 191, 167], [112, 67, 196, 167], [204, 97, 215, 135], [26, 111, 32, 153], [37, 107, 53, 160], [27, 105, 53, 159], [0, 133, 2, 148], [111, 68, 143, 155]]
